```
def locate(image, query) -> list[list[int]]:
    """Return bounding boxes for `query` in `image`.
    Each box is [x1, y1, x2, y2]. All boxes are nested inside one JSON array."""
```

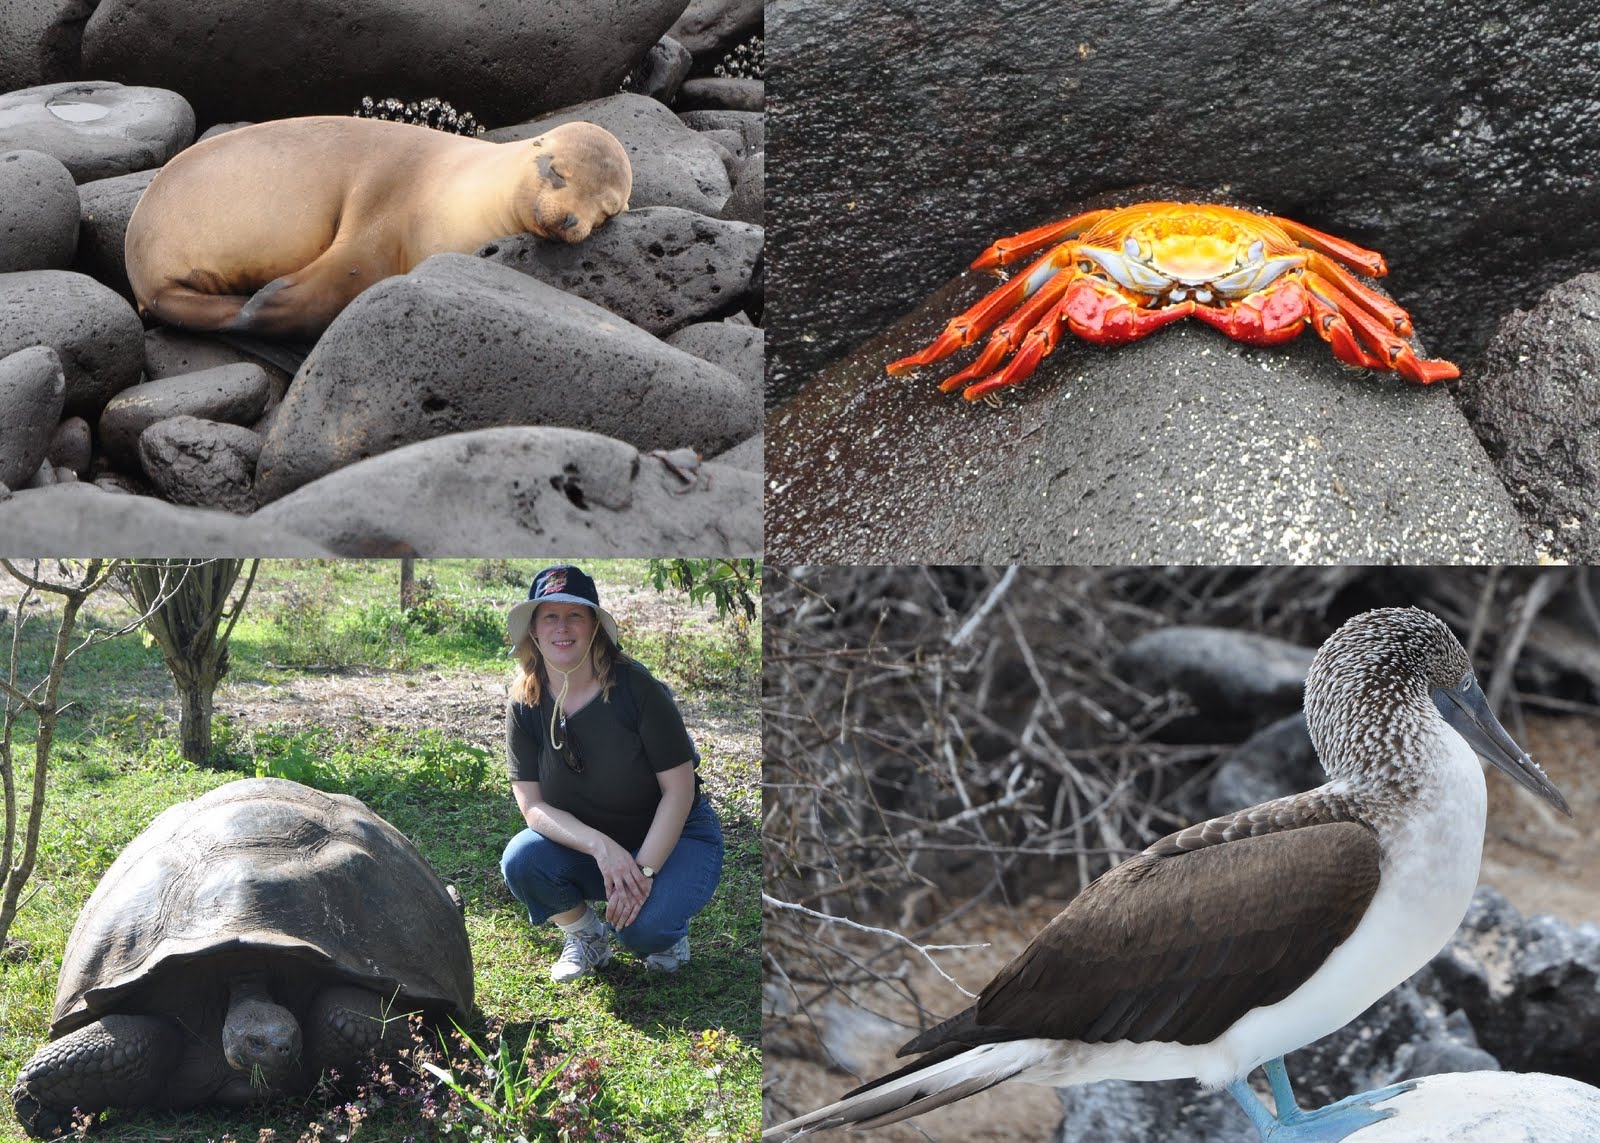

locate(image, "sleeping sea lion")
[[124, 115, 632, 340]]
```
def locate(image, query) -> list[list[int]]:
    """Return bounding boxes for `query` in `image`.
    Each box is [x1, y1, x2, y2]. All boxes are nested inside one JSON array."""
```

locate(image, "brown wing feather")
[[898, 820, 1381, 1057]]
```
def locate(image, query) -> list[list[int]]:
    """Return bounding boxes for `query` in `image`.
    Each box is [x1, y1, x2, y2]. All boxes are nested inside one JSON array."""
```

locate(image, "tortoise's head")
[[222, 992, 302, 1087]]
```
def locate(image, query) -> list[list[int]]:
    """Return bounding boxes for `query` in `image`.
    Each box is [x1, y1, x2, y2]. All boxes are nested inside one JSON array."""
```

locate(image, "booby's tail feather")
[[762, 1041, 1043, 1139]]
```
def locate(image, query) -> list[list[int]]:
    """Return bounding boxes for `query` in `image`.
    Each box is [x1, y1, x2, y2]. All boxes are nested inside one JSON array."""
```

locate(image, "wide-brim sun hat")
[[506, 564, 619, 649]]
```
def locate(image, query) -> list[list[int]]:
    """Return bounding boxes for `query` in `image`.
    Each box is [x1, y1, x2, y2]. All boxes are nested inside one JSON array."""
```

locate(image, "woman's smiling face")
[[534, 602, 597, 671]]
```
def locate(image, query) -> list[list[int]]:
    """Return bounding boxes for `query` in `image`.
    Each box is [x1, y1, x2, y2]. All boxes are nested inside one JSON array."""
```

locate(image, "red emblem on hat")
[[540, 569, 568, 596]]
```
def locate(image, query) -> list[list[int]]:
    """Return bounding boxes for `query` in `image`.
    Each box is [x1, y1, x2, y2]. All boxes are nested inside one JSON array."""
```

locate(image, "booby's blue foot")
[[1228, 1058, 1416, 1142]]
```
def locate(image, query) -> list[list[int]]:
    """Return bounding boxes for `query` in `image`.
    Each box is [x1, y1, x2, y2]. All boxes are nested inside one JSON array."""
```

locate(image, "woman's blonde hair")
[[511, 613, 632, 707]]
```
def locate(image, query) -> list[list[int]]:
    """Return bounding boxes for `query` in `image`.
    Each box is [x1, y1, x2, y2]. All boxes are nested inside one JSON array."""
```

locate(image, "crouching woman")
[[499, 565, 724, 982]]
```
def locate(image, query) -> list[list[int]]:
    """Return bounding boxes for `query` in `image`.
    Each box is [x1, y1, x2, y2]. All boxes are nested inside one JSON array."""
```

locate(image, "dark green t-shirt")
[[506, 662, 698, 851]]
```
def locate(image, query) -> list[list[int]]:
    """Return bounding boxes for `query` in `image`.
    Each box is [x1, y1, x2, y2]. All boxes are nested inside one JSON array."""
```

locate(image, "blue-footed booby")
[[764, 607, 1572, 1141]]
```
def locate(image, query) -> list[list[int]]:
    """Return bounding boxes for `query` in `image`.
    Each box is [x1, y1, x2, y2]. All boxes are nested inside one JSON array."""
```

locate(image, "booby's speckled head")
[[1305, 607, 1570, 814]]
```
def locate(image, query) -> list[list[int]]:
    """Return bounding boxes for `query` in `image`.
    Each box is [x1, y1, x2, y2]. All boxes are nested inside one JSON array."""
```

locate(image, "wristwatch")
[[640, 865, 656, 879]]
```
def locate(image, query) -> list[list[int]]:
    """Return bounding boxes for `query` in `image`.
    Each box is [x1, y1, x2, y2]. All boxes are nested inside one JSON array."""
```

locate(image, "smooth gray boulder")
[[0, 483, 326, 555], [1332, 1072, 1600, 1142], [0, 269, 144, 415], [98, 363, 273, 470], [668, 0, 762, 66], [255, 253, 759, 502], [138, 416, 262, 513], [0, 149, 79, 271], [767, 289, 1536, 563], [722, 148, 762, 226], [81, 0, 685, 129], [47, 415, 91, 477], [0, 81, 192, 181], [73, 168, 155, 294], [711, 434, 761, 472], [479, 207, 763, 337], [252, 426, 762, 556], [0, 346, 66, 488], [490, 94, 732, 216], [1114, 626, 1315, 744], [667, 321, 763, 392]]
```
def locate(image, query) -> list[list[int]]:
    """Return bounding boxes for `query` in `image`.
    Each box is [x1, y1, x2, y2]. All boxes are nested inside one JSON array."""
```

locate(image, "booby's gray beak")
[[1434, 675, 1571, 816]]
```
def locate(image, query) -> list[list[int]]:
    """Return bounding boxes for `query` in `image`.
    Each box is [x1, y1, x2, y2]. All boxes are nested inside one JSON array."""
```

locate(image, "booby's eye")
[[1460, 674, 1472, 692]]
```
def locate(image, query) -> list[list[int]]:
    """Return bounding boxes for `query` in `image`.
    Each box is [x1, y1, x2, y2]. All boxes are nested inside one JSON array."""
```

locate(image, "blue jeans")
[[500, 796, 724, 956]]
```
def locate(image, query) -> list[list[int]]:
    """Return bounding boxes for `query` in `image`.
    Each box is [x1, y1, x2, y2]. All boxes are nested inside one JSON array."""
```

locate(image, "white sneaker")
[[644, 935, 690, 973], [551, 926, 612, 982]]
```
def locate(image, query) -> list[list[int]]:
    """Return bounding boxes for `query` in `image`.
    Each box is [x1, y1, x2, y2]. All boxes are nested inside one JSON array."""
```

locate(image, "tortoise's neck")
[[226, 970, 275, 1007]]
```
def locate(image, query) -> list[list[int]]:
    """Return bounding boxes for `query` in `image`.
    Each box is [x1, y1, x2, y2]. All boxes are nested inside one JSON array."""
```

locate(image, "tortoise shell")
[[51, 777, 473, 1036]]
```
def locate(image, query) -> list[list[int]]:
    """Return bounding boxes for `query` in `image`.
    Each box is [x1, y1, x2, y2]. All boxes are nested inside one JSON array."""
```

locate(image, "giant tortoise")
[[11, 778, 474, 1137]]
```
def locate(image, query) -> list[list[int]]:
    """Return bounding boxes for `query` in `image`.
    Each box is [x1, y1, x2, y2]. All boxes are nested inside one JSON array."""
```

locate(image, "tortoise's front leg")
[[304, 985, 416, 1080], [12, 1015, 182, 1138]]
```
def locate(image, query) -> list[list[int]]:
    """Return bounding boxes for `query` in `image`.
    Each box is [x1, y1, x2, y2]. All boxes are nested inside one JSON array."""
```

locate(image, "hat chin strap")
[[547, 625, 600, 752]]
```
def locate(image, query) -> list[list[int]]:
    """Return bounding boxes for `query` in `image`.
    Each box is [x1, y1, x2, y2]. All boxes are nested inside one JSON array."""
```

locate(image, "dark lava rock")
[[73, 168, 155, 296], [722, 149, 762, 226], [0, 345, 66, 488], [142, 328, 292, 405], [666, 321, 763, 393], [0, 482, 326, 554], [138, 415, 261, 513], [252, 426, 761, 556], [98, 362, 272, 470], [668, 0, 762, 69], [0, 149, 78, 271], [1457, 272, 1600, 563], [1421, 887, 1600, 1088], [679, 109, 764, 157], [1205, 712, 1320, 819], [0, 269, 143, 416], [255, 253, 759, 503], [479, 207, 763, 337], [675, 78, 762, 113], [47, 415, 91, 477], [627, 35, 693, 105], [0, 0, 90, 92], [490, 94, 732, 217], [0, 81, 192, 181], [766, 286, 1536, 563], [1115, 626, 1314, 745], [81, 0, 685, 130], [766, 3, 1600, 400]]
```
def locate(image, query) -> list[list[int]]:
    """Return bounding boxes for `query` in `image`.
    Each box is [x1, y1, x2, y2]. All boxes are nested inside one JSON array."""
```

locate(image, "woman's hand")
[[591, 833, 648, 911], [608, 876, 653, 929]]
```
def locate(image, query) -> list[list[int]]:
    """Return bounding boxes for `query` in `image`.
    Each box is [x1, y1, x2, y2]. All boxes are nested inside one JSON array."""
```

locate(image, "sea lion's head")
[[524, 122, 633, 243]]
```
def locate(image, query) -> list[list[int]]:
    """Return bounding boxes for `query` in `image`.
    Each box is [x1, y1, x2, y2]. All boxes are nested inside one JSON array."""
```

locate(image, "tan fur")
[[124, 116, 632, 340]]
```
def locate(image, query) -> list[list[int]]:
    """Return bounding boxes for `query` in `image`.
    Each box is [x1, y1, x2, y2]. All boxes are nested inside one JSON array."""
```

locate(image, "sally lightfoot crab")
[[886, 201, 1460, 400]]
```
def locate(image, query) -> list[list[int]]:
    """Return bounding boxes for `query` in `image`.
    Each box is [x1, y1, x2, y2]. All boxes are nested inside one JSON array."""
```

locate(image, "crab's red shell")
[[886, 201, 1459, 401]]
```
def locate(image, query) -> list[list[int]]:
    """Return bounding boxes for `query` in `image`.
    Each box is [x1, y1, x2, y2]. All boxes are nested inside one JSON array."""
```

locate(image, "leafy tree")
[[646, 559, 760, 622], [0, 560, 174, 948], [122, 559, 259, 765]]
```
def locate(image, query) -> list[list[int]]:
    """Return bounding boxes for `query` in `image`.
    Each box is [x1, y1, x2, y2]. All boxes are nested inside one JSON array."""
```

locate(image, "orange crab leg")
[[970, 209, 1114, 271], [1303, 251, 1413, 335], [1269, 215, 1388, 278], [887, 245, 1078, 376], [959, 278, 1193, 401], [937, 263, 1078, 392], [1304, 273, 1459, 384]]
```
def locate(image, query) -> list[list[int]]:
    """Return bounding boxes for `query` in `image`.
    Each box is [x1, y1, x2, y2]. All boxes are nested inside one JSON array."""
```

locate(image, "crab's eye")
[[1123, 237, 1140, 258]]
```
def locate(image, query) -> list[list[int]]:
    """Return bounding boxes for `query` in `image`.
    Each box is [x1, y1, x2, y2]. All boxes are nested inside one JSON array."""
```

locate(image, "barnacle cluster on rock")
[[715, 35, 765, 81], [353, 96, 484, 136]]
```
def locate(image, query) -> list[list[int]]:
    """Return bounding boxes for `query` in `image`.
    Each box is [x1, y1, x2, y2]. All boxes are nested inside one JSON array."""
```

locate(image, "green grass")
[[0, 560, 759, 1142]]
